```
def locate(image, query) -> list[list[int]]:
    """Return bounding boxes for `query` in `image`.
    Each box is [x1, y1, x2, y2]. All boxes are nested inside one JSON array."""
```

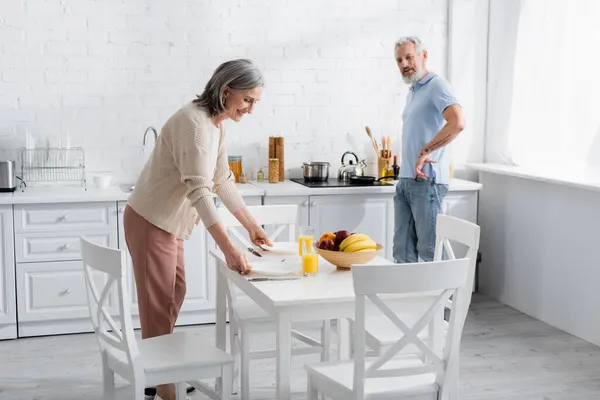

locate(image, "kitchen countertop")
[[252, 178, 481, 196], [0, 192, 14, 205], [2, 178, 481, 205], [10, 183, 264, 204], [468, 162, 600, 193]]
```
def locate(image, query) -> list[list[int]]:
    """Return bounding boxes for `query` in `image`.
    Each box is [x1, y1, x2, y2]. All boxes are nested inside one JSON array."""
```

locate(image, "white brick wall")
[[0, 0, 449, 184]]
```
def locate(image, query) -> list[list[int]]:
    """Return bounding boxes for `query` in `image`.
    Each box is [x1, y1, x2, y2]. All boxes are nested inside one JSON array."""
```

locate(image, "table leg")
[[276, 312, 292, 400]]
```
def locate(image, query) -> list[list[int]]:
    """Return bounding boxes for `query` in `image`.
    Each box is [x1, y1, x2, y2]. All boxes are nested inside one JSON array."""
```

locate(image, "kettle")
[[337, 151, 367, 181]]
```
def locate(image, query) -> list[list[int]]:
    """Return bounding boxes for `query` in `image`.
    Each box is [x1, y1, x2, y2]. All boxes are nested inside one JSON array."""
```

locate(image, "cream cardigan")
[[128, 102, 245, 239]]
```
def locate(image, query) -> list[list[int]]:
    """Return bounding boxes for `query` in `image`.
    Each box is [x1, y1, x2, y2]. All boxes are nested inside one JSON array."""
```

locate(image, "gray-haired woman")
[[123, 59, 272, 400]]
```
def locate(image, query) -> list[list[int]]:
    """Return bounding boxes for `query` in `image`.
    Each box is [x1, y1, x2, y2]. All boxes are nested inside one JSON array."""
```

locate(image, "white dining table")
[[212, 250, 444, 400]]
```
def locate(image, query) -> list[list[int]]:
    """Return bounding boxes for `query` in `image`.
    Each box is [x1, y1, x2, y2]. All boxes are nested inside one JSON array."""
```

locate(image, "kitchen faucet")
[[143, 126, 158, 146]]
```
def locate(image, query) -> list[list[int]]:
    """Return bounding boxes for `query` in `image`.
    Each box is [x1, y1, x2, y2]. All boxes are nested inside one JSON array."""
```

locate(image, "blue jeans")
[[393, 178, 449, 263]]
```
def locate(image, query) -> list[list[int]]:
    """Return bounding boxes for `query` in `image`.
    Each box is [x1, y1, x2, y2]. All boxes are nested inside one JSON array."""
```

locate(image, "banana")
[[339, 233, 371, 251], [343, 239, 377, 253], [355, 248, 376, 252]]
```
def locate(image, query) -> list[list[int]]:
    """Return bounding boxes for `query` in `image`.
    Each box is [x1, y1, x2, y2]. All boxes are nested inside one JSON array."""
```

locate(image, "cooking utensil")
[[247, 277, 301, 282], [302, 161, 330, 182], [381, 136, 391, 158], [365, 126, 379, 153], [337, 151, 366, 181], [247, 247, 263, 257], [349, 175, 396, 185]]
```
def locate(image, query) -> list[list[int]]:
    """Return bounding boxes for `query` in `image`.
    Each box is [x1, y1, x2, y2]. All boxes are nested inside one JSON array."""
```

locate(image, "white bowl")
[[92, 173, 113, 189]]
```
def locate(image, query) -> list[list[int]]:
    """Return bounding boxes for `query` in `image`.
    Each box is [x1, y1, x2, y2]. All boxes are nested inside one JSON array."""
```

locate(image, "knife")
[[247, 247, 263, 257], [247, 277, 300, 282]]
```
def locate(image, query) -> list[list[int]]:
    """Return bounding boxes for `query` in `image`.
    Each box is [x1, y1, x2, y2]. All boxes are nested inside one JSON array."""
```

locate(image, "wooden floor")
[[2, 294, 600, 400]]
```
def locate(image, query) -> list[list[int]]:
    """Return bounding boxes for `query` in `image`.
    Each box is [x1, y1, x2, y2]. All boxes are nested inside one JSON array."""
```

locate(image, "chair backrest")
[[351, 258, 472, 400], [80, 237, 140, 375], [216, 204, 299, 314], [218, 204, 299, 246], [433, 214, 481, 313], [434, 214, 480, 262]]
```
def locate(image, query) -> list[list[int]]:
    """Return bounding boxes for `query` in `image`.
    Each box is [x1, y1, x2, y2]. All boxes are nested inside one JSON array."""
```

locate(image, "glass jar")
[[228, 156, 242, 183], [239, 172, 248, 183], [257, 167, 265, 182], [268, 158, 279, 183]]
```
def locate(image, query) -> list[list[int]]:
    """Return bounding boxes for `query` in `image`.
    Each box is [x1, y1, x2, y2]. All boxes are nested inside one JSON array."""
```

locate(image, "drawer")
[[15, 230, 117, 263], [14, 202, 117, 233], [16, 261, 117, 323]]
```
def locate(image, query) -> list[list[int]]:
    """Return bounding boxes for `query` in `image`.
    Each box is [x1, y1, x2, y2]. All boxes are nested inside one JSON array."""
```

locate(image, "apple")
[[319, 239, 335, 250], [334, 230, 351, 246]]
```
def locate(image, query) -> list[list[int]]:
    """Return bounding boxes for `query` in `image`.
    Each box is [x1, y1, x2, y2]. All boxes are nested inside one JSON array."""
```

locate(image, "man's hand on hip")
[[414, 153, 437, 180]]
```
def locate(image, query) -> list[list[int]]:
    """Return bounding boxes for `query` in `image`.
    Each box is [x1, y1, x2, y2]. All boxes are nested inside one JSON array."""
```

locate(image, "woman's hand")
[[223, 246, 252, 275], [249, 226, 273, 248]]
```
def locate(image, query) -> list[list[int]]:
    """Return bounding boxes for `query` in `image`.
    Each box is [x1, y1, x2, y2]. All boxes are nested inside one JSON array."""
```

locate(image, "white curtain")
[[487, 0, 600, 168]]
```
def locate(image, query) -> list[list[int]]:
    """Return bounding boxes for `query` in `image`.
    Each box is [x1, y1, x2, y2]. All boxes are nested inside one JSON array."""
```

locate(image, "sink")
[[119, 184, 135, 193]]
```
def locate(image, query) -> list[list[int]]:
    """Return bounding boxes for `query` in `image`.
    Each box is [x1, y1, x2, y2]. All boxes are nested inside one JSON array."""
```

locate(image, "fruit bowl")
[[315, 243, 384, 269]]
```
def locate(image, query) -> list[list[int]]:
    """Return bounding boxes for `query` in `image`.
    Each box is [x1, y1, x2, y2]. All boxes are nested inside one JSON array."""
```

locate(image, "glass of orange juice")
[[301, 239, 319, 277], [298, 226, 314, 256]]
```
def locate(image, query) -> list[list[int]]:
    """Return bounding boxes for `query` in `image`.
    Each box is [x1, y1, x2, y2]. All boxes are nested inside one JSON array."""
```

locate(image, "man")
[[393, 36, 464, 263]]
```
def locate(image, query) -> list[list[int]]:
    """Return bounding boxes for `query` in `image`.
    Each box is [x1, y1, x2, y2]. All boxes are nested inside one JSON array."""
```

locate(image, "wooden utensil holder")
[[377, 156, 392, 178]]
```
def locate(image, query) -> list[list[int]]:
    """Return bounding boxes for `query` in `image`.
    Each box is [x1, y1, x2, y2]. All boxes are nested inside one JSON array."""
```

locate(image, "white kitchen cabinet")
[[15, 260, 116, 337], [309, 194, 394, 260], [0, 206, 16, 340], [14, 202, 118, 337]]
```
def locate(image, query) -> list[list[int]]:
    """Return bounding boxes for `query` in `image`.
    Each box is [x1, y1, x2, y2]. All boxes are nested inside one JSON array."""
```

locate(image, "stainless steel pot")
[[302, 161, 330, 182]]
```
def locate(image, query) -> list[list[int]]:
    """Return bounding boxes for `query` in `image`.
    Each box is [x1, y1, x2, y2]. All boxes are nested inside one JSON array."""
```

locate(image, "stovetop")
[[290, 178, 393, 188]]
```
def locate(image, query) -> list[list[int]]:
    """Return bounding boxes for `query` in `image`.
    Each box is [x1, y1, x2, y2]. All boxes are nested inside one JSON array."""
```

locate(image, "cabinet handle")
[[60, 214, 69, 221], [118, 208, 124, 214], [303, 201, 309, 206], [62, 288, 72, 295], [61, 244, 70, 250], [311, 201, 317, 207]]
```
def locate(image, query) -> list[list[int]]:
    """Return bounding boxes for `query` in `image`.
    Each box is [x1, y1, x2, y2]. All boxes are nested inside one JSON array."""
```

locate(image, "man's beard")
[[402, 65, 425, 85]]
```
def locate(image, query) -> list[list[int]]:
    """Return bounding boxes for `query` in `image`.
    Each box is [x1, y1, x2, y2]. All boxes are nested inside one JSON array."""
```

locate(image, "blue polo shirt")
[[400, 72, 458, 185]]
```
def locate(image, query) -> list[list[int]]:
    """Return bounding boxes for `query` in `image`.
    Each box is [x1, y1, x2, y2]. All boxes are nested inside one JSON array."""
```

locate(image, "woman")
[[123, 59, 272, 400]]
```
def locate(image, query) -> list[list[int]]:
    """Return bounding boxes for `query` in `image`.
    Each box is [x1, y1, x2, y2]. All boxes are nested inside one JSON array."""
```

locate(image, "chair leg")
[[307, 375, 318, 400], [321, 319, 331, 362], [240, 329, 251, 400], [176, 382, 187, 400], [101, 353, 115, 400], [239, 329, 250, 400], [229, 322, 240, 395], [220, 363, 234, 400], [133, 378, 146, 400]]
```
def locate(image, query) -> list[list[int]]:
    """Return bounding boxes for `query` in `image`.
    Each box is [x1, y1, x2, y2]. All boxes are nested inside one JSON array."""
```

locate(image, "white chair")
[[305, 257, 473, 400], [216, 204, 331, 399], [358, 214, 480, 356], [80, 237, 234, 400]]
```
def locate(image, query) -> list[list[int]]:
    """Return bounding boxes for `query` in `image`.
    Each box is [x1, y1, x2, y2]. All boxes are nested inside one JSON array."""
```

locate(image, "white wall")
[[0, 0, 487, 184], [448, 0, 489, 181], [484, 0, 524, 165]]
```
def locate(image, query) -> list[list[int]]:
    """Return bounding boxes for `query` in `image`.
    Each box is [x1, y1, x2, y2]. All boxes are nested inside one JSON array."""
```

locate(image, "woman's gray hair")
[[194, 59, 264, 117], [394, 36, 424, 53]]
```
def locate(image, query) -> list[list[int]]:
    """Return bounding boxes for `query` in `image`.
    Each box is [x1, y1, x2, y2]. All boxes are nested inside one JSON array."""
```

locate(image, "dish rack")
[[20, 147, 87, 191]]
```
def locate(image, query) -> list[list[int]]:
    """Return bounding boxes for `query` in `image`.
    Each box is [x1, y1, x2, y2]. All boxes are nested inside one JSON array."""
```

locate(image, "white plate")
[[260, 241, 298, 255], [249, 260, 299, 276]]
